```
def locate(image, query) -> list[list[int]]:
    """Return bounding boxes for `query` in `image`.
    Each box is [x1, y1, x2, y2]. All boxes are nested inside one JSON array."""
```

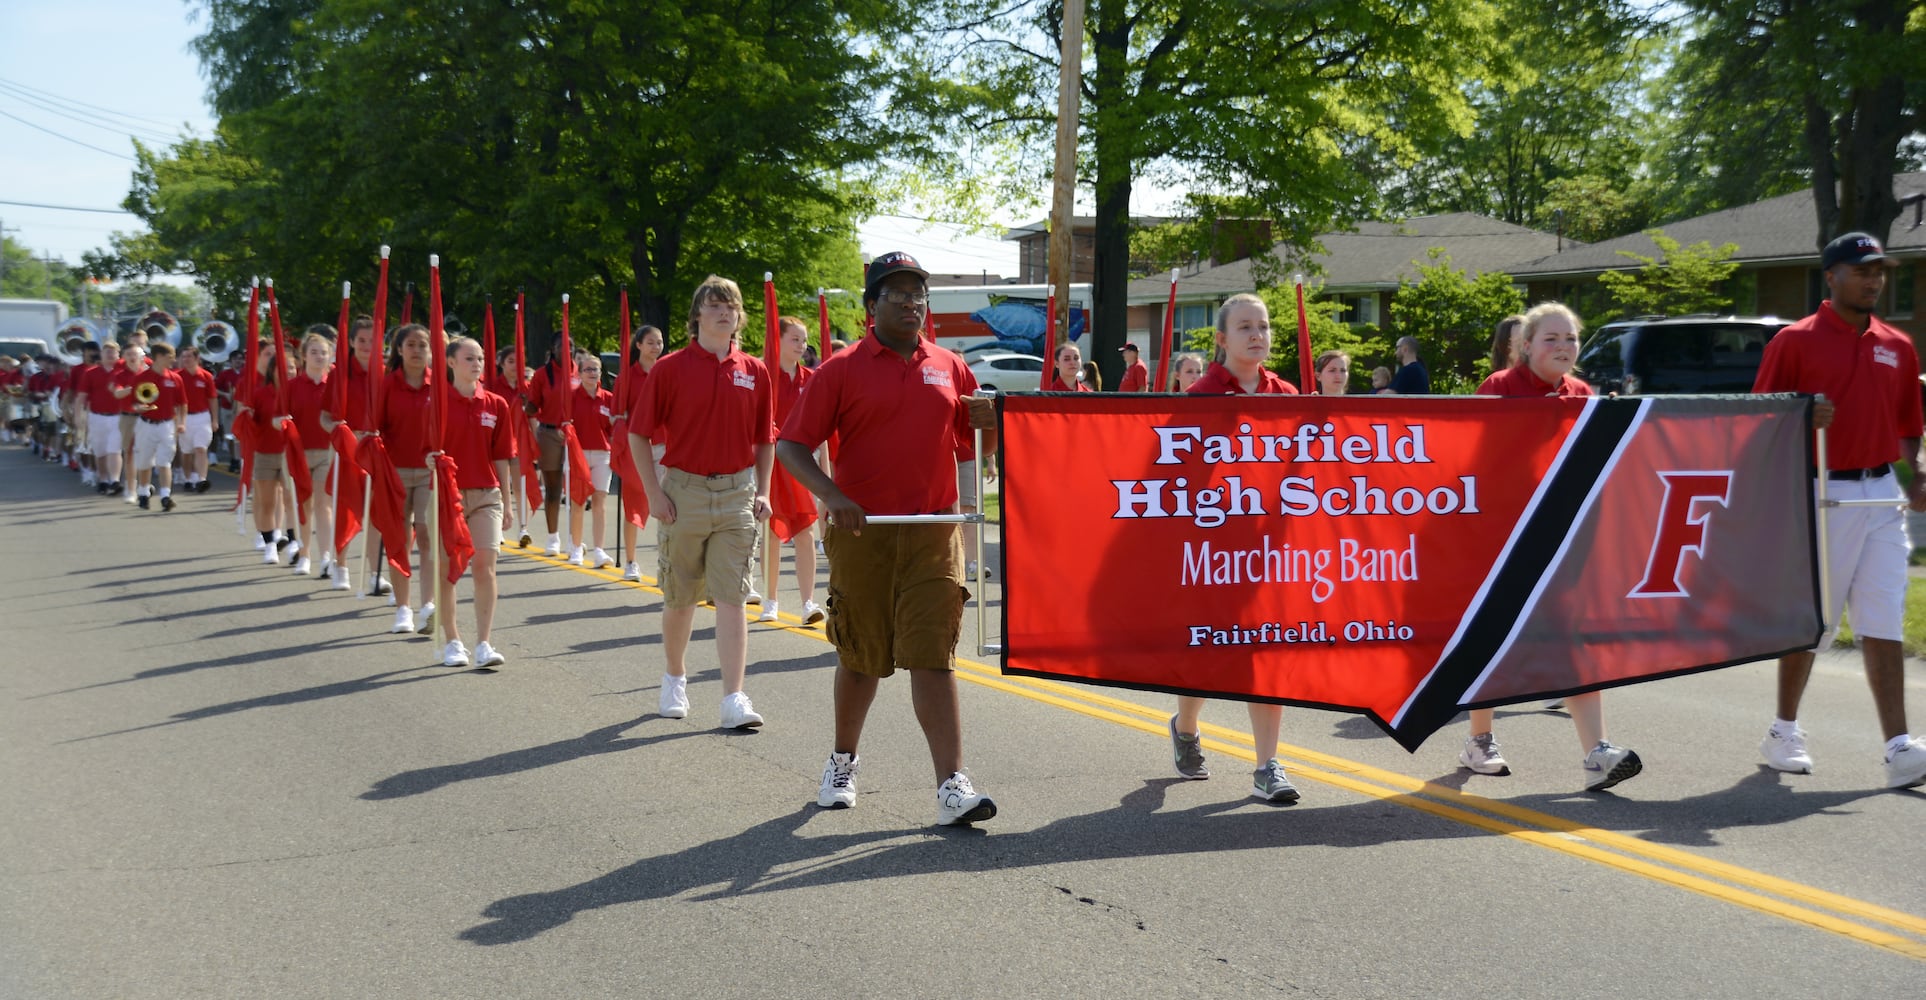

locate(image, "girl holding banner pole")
[[377, 324, 440, 637], [322, 316, 382, 594], [1170, 293, 1301, 802], [1466, 301, 1642, 792], [435, 335, 514, 669]]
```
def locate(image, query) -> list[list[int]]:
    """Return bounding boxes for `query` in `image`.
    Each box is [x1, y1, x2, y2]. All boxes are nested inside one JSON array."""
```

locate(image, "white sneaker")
[[1543, 698, 1566, 711], [316, 558, 333, 581], [418, 602, 436, 635], [441, 639, 470, 667], [622, 561, 642, 582], [390, 607, 416, 634], [1760, 725, 1813, 774], [965, 559, 993, 579], [262, 545, 281, 565], [1459, 733, 1511, 776], [590, 547, 613, 568], [817, 752, 859, 808], [801, 599, 825, 625], [254, 534, 268, 551], [517, 529, 533, 548], [758, 601, 780, 623], [935, 771, 997, 825], [285, 538, 302, 560], [544, 533, 562, 557], [567, 544, 584, 566], [473, 641, 505, 668], [1582, 741, 1643, 792], [1884, 737, 1926, 789], [332, 565, 353, 591], [720, 691, 764, 729], [744, 590, 763, 606], [658, 674, 689, 719], [292, 556, 312, 576]]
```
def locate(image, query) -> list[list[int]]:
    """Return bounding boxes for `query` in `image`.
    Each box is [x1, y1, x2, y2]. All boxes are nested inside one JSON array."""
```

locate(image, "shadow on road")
[[362, 718, 706, 800]]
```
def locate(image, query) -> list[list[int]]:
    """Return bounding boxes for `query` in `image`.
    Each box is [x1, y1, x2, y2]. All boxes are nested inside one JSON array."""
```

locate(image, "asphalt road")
[[2, 444, 1923, 999]]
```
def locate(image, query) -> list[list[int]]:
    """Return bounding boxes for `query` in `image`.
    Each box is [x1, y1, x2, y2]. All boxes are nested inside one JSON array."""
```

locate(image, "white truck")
[[0, 298, 68, 359]]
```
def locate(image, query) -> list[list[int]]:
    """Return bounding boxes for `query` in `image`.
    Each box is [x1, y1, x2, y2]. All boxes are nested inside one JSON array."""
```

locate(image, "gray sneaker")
[[1251, 758, 1300, 803], [1582, 741, 1643, 792], [1459, 732, 1511, 775], [1168, 714, 1209, 779]]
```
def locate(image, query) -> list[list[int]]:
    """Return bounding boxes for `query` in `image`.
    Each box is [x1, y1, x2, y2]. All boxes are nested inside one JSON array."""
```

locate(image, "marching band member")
[[523, 345, 574, 556], [565, 352, 615, 568], [631, 275, 774, 730], [235, 339, 296, 563], [76, 342, 124, 494], [485, 346, 527, 547], [175, 345, 217, 493], [69, 343, 101, 487], [126, 344, 187, 511], [286, 326, 337, 577], [376, 324, 439, 636], [775, 251, 999, 825], [435, 335, 515, 668], [1464, 302, 1642, 792], [216, 353, 245, 471], [1045, 341, 1093, 392], [758, 316, 822, 624], [114, 346, 145, 504], [1168, 293, 1304, 803], [615, 325, 665, 580], [0, 355, 21, 445], [322, 316, 382, 594]]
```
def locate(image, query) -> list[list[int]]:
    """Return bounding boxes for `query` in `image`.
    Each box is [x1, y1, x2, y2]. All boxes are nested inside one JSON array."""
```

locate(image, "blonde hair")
[[686, 275, 744, 342], [1213, 293, 1269, 364], [1168, 352, 1205, 391], [1520, 302, 1583, 368]]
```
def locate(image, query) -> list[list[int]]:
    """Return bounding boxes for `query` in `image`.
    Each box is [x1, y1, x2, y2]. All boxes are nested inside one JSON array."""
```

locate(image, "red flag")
[[400, 282, 414, 326], [428, 255, 446, 450], [762, 272, 779, 370], [1294, 275, 1314, 392], [435, 454, 474, 584], [615, 288, 632, 414], [234, 278, 262, 511], [282, 422, 313, 520], [357, 435, 411, 578], [817, 288, 830, 362], [266, 280, 290, 415], [515, 293, 541, 511], [329, 422, 365, 552], [482, 299, 497, 384], [1044, 283, 1057, 370], [370, 247, 391, 430], [558, 293, 575, 396], [335, 280, 352, 417], [563, 423, 593, 506], [1154, 269, 1178, 392]]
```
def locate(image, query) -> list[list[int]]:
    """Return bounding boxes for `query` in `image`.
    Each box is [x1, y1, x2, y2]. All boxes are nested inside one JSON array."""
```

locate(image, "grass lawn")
[[984, 491, 999, 523], [1832, 584, 1926, 657]]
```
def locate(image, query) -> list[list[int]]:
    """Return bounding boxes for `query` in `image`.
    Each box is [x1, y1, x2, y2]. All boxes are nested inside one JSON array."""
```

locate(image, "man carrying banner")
[[777, 251, 1000, 826], [1170, 292, 1303, 802], [1753, 232, 1926, 789], [632, 275, 775, 730]]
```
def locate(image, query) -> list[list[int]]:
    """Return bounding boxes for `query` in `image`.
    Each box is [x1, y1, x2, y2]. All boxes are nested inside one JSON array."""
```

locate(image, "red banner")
[[998, 394, 1820, 750]]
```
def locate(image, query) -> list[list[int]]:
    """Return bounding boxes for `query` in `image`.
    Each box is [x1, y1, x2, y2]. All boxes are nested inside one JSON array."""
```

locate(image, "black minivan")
[[1576, 315, 1789, 395]]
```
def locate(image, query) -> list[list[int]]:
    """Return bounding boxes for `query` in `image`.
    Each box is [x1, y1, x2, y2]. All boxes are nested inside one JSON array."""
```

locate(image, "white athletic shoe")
[[1760, 725, 1813, 774], [744, 590, 763, 606], [567, 544, 585, 566], [590, 547, 613, 568], [441, 640, 470, 667], [1884, 738, 1926, 789], [292, 556, 312, 576], [473, 641, 505, 669], [719, 691, 763, 730], [390, 607, 416, 634], [332, 565, 353, 591], [622, 561, 642, 582], [801, 599, 825, 625], [658, 674, 689, 719], [817, 752, 859, 809], [262, 544, 282, 566], [544, 533, 562, 557], [936, 771, 997, 826], [758, 600, 781, 623], [1459, 733, 1511, 776], [418, 602, 436, 635], [254, 534, 268, 551], [1582, 741, 1643, 792]]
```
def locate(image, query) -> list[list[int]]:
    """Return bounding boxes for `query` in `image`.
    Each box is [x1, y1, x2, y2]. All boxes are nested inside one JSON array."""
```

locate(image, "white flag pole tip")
[[429, 254, 439, 268], [378, 245, 390, 259]]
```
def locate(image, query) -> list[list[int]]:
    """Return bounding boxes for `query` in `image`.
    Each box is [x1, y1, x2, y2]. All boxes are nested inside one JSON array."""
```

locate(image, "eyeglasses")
[[877, 289, 929, 306]]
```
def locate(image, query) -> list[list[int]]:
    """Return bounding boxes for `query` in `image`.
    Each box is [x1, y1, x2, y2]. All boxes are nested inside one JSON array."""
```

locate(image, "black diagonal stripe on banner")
[[1387, 399, 1646, 750]]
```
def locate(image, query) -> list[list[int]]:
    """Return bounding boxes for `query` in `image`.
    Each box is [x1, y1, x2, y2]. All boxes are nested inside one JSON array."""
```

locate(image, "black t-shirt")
[[1390, 360, 1429, 395]]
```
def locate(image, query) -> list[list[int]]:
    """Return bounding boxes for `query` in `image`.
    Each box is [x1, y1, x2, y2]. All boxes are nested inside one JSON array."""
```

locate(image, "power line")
[[0, 198, 136, 215], [0, 84, 180, 145], [0, 109, 137, 161], [0, 75, 185, 131]]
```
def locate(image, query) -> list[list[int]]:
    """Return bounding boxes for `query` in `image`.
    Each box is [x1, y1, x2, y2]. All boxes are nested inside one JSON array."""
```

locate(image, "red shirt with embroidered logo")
[[637, 343, 774, 476], [442, 386, 515, 489], [1476, 366, 1593, 398], [1186, 362, 1298, 396], [1753, 301, 1923, 470]]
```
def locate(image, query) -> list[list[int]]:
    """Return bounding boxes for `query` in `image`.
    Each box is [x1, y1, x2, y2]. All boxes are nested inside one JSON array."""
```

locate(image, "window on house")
[[1889, 264, 1915, 319]]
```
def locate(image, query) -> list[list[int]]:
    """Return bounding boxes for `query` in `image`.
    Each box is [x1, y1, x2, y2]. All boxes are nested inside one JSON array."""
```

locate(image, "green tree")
[[938, 0, 1500, 387], [1386, 249, 1525, 388], [1594, 229, 1741, 318]]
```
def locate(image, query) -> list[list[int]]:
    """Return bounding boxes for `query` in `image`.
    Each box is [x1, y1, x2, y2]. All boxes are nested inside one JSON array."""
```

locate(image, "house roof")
[[1125, 212, 1570, 305], [1508, 172, 1926, 279]]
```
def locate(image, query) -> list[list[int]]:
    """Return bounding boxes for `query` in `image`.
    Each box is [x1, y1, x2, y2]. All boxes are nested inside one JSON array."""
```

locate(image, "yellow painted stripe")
[[475, 542, 1926, 960]]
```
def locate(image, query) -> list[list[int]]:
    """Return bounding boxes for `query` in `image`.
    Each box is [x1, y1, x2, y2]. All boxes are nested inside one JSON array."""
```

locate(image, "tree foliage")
[[1386, 250, 1525, 389], [1594, 230, 1741, 318]]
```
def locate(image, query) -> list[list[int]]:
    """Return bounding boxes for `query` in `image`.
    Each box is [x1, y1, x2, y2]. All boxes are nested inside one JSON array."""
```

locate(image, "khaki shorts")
[[822, 521, 967, 678], [536, 425, 564, 472], [462, 487, 505, 551], [305, 448, 333, 487], [397, 467, 434, 528], [252, 448, 285, 480], [656, 466, 757, 609]]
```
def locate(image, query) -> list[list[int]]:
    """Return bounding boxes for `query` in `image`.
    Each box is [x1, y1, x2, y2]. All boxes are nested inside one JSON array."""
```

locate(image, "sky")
[[0, 1, 1024, 281]]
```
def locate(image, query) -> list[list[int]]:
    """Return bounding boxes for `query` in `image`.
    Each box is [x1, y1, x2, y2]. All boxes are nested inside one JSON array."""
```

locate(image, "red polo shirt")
[[111, 366, 141, 414], [79, 365, 120, 415], [286, 371, 331, 443], [485, 372, 520, 408], [1476, 366, 1592, 398], [377, 370, 435, 468], [637, 342, 774, 476], [215, 367, 243, 407], [1118, 359, 1150, 392], [1045, 371, 1093, 392], [571, 384, 615, 450], [1754, 301, 1924, 470], [779, 335, 978, 515], [132, 369, 187, 420], [322, 359, 372, 431], [26, 370, 56, 400], [774, 363, 811, 426], [1187, 362, 1299, 395], [247, 381, 288, 451], [524, 364, 573, 426], [176, 366, 215, 414], [443, 386, 515, 489]]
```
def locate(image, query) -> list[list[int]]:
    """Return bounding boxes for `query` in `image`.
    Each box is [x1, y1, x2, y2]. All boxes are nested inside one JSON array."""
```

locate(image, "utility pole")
[[1045, 0, 1084, 365], [0, 216, 19, 293]]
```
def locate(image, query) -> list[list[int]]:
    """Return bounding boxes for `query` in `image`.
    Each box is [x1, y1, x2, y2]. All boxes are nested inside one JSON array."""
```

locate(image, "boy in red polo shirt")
[[77, 342, 124, 494], [127, 344, 188, 510], [777, 251, 1000, 826], [215, 353, 244, 471], [175, 345, 217, 493], [631, 275, 775, 730], [1753, 232, 1926, 789]]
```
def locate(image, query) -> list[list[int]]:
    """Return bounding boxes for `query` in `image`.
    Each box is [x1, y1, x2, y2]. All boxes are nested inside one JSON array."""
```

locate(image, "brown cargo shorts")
[[822, 521, 967, 678]]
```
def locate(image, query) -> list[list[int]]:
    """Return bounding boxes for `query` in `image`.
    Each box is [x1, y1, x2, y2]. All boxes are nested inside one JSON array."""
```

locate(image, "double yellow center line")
[[499, 540, 1926, 961]]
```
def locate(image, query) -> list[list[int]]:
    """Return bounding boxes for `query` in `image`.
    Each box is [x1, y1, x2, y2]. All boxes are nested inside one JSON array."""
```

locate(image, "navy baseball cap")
[[864, 251, 929, 301], [1821, 232, 1896, 269]]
